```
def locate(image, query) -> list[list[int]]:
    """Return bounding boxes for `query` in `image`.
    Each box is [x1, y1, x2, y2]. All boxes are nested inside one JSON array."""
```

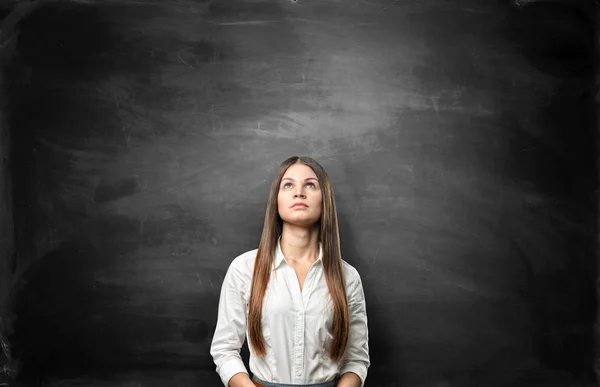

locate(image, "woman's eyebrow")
[[281, 177, 318, 182]]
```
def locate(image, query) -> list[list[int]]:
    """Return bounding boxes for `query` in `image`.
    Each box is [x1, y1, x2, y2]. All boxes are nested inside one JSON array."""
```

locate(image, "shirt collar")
[[273, 235, 323, 270]]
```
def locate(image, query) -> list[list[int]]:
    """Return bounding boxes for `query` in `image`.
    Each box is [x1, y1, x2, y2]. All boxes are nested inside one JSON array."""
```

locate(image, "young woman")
[[210, 156, 370, 387]]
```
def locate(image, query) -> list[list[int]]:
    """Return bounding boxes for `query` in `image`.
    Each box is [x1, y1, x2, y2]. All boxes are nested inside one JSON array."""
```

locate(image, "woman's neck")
[[280, 224, 319, 264]]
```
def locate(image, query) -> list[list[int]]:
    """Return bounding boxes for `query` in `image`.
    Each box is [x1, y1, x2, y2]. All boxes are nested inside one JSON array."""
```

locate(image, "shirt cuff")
[[218, 357, 249, 387], [339, 363, 368, 387]]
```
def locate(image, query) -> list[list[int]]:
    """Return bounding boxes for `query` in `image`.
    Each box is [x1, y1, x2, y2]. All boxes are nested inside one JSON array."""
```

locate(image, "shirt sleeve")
[[339, 267, 370, 387], [210, 258, 250, 386]]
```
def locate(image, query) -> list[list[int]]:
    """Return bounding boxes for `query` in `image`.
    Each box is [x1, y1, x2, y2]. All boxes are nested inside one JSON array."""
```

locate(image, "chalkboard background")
[[0, 0, 597, 386]]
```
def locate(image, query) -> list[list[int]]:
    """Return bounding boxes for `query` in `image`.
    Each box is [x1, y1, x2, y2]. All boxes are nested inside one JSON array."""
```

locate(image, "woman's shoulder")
[[221, 248, 259, 287], [341, 259, 363, 284], [229, 248, 259, 272], [341, 260, 366, 302]]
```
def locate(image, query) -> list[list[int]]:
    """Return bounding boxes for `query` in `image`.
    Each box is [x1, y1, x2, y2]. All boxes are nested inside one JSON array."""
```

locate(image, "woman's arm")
[[338, 267, 370, 387], [210, 260, 254, 387], [337, 371, 362, 387], [228, 372, 255, 387]]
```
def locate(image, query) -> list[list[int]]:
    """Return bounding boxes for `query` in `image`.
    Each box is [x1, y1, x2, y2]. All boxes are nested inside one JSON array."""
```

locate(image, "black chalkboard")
[[0, 0, 596, 386]]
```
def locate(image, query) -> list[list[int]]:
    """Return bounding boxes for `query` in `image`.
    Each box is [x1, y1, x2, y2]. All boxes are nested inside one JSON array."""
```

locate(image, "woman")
[[210, 156, 370, 387]]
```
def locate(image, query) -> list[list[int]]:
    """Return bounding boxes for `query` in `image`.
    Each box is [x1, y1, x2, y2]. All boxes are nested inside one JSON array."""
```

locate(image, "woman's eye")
[[282, 182, 316, 188]]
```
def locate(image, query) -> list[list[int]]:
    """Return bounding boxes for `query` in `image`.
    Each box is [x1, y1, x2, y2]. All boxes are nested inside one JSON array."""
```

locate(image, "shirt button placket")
[[293, 308, 304, 383]]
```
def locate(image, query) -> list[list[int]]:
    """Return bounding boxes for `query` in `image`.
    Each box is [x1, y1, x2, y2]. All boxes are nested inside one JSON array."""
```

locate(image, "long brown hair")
[[247, 156, 350, 361]]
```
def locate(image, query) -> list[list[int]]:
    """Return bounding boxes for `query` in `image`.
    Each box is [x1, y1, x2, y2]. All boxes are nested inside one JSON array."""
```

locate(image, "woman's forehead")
[[282, 164, 317, 178]]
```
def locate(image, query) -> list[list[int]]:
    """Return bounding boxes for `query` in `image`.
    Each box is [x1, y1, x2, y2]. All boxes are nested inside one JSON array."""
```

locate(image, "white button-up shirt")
[[210, 238, 370, 386]]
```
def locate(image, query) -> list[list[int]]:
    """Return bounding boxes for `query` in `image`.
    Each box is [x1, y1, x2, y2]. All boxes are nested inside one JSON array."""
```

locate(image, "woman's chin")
[[282, 217, 320, 228]]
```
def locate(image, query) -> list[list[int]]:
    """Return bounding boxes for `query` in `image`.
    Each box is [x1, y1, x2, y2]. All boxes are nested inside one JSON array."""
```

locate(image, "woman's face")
[[277, 163, 323, 227]]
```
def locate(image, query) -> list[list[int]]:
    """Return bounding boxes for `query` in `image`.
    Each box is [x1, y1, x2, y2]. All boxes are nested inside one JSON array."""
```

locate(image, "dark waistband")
[[252, 375, 339, 387]]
